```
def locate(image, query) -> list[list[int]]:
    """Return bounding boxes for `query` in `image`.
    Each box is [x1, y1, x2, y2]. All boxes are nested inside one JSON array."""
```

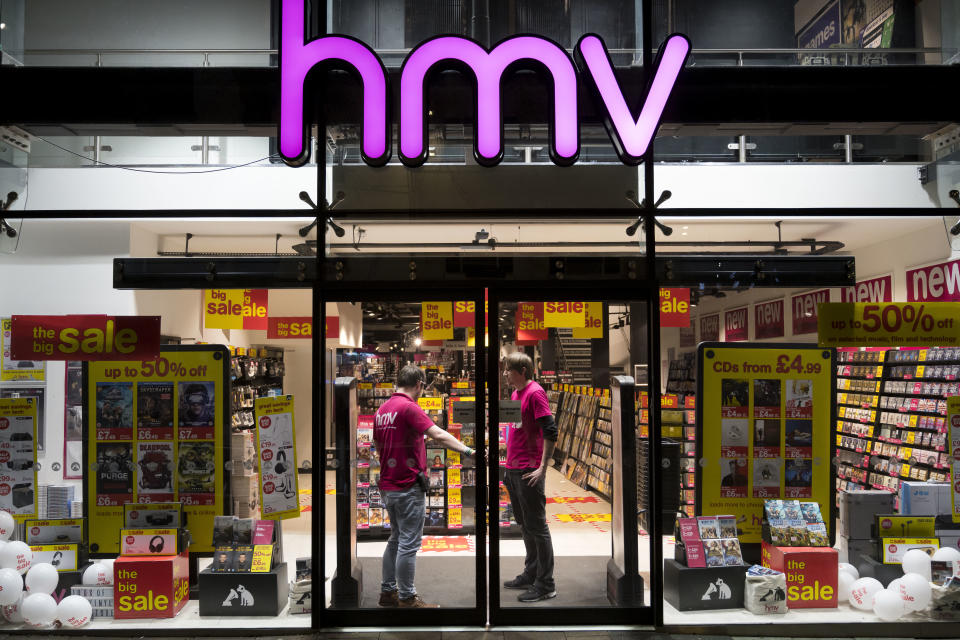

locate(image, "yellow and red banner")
[[10, 315, 160, 361], [544, 301, 586, 328], [204, 289, 268, 330], [453, 301, 475, 327], [817, 302, 960, 347], [572, 302, 603, 339], [421, 302, 454, 340], [516, 302, 547, 344]]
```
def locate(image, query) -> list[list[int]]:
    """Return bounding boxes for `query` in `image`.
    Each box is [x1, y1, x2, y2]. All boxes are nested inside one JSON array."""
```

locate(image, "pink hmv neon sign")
[[279, 0, 690, 168]]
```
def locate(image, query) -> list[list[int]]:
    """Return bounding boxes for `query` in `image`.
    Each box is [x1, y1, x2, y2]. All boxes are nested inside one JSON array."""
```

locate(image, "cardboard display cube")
[[761, 543, 837, 609], [198, 562, 289, 616], [113, 551, 190, 619], [837, 534, 877, 564], [662, 559, 745, 611], [839, 490, 894, 539]]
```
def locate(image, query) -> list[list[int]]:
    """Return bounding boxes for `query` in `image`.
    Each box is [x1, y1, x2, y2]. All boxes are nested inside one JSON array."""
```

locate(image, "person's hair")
[[503, 352, 534, 380], [396, 364, 425, 389]]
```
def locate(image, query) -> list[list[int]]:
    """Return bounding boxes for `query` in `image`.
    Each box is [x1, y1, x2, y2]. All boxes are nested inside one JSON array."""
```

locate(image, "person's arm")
[[425, 425, 475, 457], [521, 412, 558, 486]]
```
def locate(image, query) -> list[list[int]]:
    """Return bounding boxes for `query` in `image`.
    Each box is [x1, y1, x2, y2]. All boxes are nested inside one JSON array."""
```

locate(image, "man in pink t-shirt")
[[373, 365, 475, 608], [502, 351, 558, 602]]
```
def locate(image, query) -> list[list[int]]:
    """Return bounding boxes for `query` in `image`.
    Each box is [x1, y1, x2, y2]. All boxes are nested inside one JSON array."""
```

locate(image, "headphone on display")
[[274, 449, 289, 475], [51, 551, 63, 568], [149, 535, 165, 553]]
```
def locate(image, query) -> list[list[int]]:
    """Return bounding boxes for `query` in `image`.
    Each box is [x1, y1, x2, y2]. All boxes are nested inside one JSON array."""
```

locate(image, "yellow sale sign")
[[421, 301, 454, 340], [543, 301, 586, 328], [818, 302, 960, 347], [698, 344, 834, 544], [572, 302, 603, 339]]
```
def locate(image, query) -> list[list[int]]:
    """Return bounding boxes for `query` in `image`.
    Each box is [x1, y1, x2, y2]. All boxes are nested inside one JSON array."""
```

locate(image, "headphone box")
[[198, 562, 289, 616], [120, 528, 178, 556], [113, 551, 189, 619], [663, 558, 745, 611], [29, 543, 79, 571]]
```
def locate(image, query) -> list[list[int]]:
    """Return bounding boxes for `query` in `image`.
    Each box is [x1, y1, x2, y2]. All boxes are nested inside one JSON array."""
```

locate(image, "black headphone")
[[51, 551, 63, 568], [274, 449, 288, 475], [149, 535, 165, 553]]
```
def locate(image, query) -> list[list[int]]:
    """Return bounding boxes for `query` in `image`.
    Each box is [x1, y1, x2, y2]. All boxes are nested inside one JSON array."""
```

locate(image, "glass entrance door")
[[489, 294, 655, 626], [321, 293, 486, 626]]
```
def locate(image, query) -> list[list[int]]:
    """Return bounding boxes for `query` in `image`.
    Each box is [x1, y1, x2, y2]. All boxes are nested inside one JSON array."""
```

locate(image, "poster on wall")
[[754, 299, 785, 339], [86, 345, 228, 554], [700, 314, 720, 342], [0, 398, 39, 521], [254, 395, 300, 520], [791, 289, 830, 335], [679, 325, 696, 348], [697, 343, 835, 545], [1, 318, 45, 382], [0, 387, 45, 451], [64, 362, 84, 479], [724, 307, 748, 342], [842, 274, 892, 303]]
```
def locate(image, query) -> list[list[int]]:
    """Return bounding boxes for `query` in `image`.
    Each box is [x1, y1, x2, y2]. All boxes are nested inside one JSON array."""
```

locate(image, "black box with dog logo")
[[663, 559, 745, 611], [198, 563, 289, 616]]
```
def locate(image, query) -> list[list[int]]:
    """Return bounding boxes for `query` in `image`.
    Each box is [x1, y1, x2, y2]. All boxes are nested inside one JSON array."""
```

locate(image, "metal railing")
[[17, 46, 948, 67]]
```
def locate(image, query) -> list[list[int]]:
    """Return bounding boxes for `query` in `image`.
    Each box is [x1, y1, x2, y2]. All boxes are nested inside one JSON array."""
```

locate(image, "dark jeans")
[[504, 468, 555, 592], [381, 484, 426, 599]]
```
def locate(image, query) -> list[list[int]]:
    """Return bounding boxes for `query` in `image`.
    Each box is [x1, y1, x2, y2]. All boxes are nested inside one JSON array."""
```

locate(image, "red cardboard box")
[[113, 551, 189, 619], [761, 542, 837, 609]]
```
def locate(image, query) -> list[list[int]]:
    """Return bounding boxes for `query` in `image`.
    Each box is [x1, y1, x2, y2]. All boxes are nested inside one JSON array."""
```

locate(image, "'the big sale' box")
[[113, 551, 189, 619], [761, 543, 837, 609]]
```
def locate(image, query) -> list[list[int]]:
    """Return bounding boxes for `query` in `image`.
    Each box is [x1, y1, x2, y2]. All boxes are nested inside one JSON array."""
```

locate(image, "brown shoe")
[[378, 590, 399, 607], [398, 595, 439, 608]]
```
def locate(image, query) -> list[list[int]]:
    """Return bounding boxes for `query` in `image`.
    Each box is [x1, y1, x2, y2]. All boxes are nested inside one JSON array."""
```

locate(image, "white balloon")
[[0, 511, 15, 541], [21, 592, 57, 627], [873, 588, 906, 621], [887, 577, 903, 594], [24, 563, 59, 595], [837, 570, 855, 602], [902, 548, 933, 581], [82, 563, 111, 586], [2, 594, 24, 622], [0, 567, 23, 605], [57, 595, 92, 628], [849, 577, 884, 610], [0, 541, 32, 574], [838, 562, 860, 579], [898, 572, 932, 612]]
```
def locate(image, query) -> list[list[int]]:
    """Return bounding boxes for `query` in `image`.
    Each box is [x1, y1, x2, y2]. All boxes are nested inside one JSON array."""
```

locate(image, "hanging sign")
[[204, 290, 269, 330], [679, 325, 696, 347], [948, 397, 960, 523], [791, 289, 830, 335], [255, 395, 300, 520], [817, 302, 960, 347], [724, 307, 749, 342], [516, 302, 547, 343], [660, 288, 690, 327], [543, 302, 586, 328], [842, 274, 893, 303], [267, 317, 312, 339], [697, 343, 834, 544], [0, 398, 39, 521], [10, 315, 161, 361], [907, 258, 960, 302], [453, 301, 475, 327], [700, 314, 720, 342], [572, 302, 603, 339], [1, 318, 45, 381], [754, 300, 785, 339], [421, 302, 454, 340]]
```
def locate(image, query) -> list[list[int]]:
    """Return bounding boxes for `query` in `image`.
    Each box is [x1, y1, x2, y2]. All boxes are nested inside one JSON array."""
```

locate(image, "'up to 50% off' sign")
[[817, 302, 960, 347]]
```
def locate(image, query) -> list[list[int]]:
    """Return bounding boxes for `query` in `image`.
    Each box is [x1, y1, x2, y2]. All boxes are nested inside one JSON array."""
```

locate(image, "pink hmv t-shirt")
[[373, 392, 435, 491], [506, 380, 552, 469]]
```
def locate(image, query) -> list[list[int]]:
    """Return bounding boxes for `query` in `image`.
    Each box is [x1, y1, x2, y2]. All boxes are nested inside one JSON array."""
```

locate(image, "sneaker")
[[517, 586, 557, 603], [378, 590, 399, 607], [503, 575, 534, 590], [398, 595, 439, 608]]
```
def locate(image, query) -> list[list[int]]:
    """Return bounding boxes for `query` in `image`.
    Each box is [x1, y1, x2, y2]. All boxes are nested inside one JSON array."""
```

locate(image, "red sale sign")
[[267, 317, 312, 339], [842, 274, 892, 303], [700, 314, 720, 341], [10, 315, 160, 361], [516, 302, 547, 344], [453, 301, 475, 327], [659, 288, 690, 327], [755, 299, 785, 339], [724, 307, 748, 341], [792, 289, 830, 335]]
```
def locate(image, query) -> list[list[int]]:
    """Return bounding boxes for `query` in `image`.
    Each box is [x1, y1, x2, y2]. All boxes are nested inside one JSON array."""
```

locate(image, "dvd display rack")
[[358, 382, 394, 414], [554, 387, 601, 490], [835, 347, 953, 501], [586, 395, 613, 498], [230, 346, 284, 430], [666, 352, 697, 395], [636, 393, 697, 517]]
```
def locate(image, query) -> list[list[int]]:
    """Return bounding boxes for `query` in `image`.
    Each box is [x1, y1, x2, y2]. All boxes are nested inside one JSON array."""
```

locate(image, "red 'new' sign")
[[754, 299, 784, 339], [10, 315, 161, 361], [724, 307, 748, 341], [791, 289, 830, 335], [700, 314, 720, 342]]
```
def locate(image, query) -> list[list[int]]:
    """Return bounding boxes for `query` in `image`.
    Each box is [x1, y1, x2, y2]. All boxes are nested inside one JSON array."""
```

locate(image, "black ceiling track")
[[113, 254, 854, 290]]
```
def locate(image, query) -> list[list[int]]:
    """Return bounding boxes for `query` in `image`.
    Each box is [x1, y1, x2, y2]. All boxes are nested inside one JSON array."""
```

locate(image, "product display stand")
[[332, 377, 361, 607], [606, 376, 642, 606]]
